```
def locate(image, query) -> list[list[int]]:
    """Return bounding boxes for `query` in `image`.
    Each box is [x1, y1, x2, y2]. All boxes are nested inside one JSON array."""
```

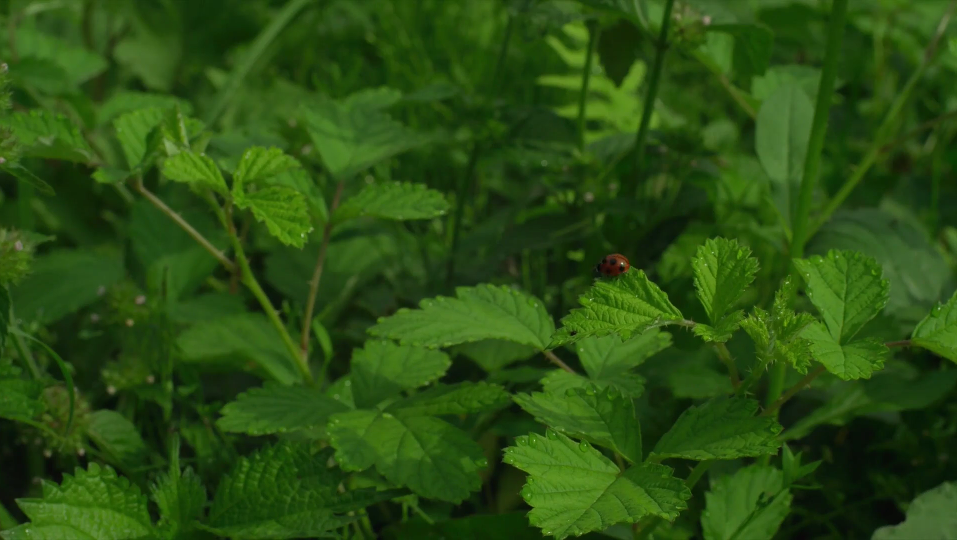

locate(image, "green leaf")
[[98, 91, 192, 127], [0, 360, 44, 422], [233, 146, 301, 186], [701, 465, 792, 540], [16, 27, 107, 87], [217, 382, 349, 436], [540, 369, 646, 399], [368, 284, 555, 350], [0, 285, 9, 355], [693, 312, 747, 343], [708, 24, 774, 82], [503, 430, 691, 540], [151, 466, 207, 538], [513, 385, 642, 463], [692, 237, 759, 329], [161, 151, 228, 196], [911, 290, 957, 364], [0, 109, 95, 163], [569, 0, 643, 25], [234, 186, 312, 248], [301, 97, 435, 180], [333, 181, 449, 225], [205, 442, 394, 539], [85, 410, 149, 467], [651, 397, 782, 461], [350, 341, 452, 408], [794, 250, 890, 344], [549, 269, 684, 348], [872, 481, 957, 540], [114, 107, 165, 170], [453, 339, 538, 372], [0, 463, 154, 540], [740, 277, 816, 373], [382, 512, 546, 540], [1, 162, 56, 196], [328, 410, 485, 503], [802, 322, 888, 380], [755, 82, 813, 225], [389, 381, 510, 416]]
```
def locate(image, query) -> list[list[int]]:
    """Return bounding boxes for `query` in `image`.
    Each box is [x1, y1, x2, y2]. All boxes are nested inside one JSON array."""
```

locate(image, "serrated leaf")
[[0, 463, 153, 540], [514, 385, 642, 463], [503, 430, 690, 540], [234, 186, 311, 248], [233, 146, 301, 186], [702, 465, 792, 540], [333, 181, 449, 225], [693, 311, 747, 343], [453, 339, 538, 372], [540, 368, 646, 399], [350, 341, 451, 408], [549, 269, 684, 348], [328, 410, 485, 503], [802, 322, 888, 380], [114, 107, 165, 170], [692, 238, 759, 327], [651, 397, 782, 461], [575, 329, 672, 379], [740, 278, 816, 373], [794, 250, 889, 344], [872, 481, 957, 540], [0, 109, 95, 163], [85, 410, 148, 467], [389, 381, 511, 416], [151, 466, 207, 538], [368, 284, 555, 350], [217, 382, 349, 435], [205, 442, 394, 539], [911, 290, 957, 364], [161, 151, 228, 196]]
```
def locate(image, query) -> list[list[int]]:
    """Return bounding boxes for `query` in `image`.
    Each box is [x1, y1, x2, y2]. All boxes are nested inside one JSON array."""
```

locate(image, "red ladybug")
[[595, 253, 630, 277]]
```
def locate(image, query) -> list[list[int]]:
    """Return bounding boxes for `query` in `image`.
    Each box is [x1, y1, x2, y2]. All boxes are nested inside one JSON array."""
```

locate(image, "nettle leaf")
[[233, 146, 301, 185], [802, 322, 888, 380], [151, 467, 207, 538], [328, 410, 486, 503], [794, 250, 889, 344], [503, 430, 691, 540], [161, 150, 229, 196], [872, 481, 957, 540], [114, 107, 165, 170], [389, 381, 511, 416], [651, 397, 782, 461], [301, 97, 435, 180], [205, 442, 395, 539], [368, 284, 555, 350], [234, 186, 312, 248], [85, 410, 149, 467], [549, 269, 684, 348], [911, 290, 957, 364], [1, 109, 95, 164], [693, 311, 747, 343], [333, 181, 449, 226], [702, 465, 792, 540], [0, 463, 154, 540], [0, 359, 44, 422], [692, 237, 759, 340], [217, 382, 349, 436], [513, 385, 642, 463], [740, 277, 816, 373], [350, 341, 452, 408]]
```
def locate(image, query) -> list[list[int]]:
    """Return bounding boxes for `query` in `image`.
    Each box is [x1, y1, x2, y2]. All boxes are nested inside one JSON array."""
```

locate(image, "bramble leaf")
[[113, 107, 165, 170], [217, 382, 349, 435], [205, 442, 396, 539], [328, 410, 485, 503], [151, 466, 207, 538], [540, 369, 646, 399], [333, 181, 449, 225], [911, 290, 957, 364], [0, 109, 95, 164], [794, 250, 889, 344], [651, 397, 782, 461], [350, 341, 452, 408], [513, 385, 642, 463], [389, 381, 511, 416], [802, 322, 888, 380], [234, 186, 312, 248], [872, 481, 957, 540], [85, 410, 148, 467], [692, 237, 759, 328], [233, 146, 301, 186], [741, 278, 816, 374], [503, 430, 690, 540], [549, 269, 684, 348], [0, 463, 154, 540], [702, 465, 792, 540], [161, 150, 229, 196], [368, 284, 555, 350]]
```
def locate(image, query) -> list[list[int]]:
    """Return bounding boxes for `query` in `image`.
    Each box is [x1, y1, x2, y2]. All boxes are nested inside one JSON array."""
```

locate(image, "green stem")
[[299, 181, 344, 363], [713, 342, 740, 389], [577, 20, 601, 152], [761, 364, 826, 417], [736, 353, 773, 397], [627, 0, 675, 198]]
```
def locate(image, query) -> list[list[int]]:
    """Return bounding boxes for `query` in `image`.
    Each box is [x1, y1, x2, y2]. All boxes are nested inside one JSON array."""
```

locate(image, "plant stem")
[[713, 342, 740, 389], [543, 350, 575, 374], [577, 19, 601, 153], [135, 179, 237, 273], [736, 354, 773, 397], [885, 339, 911, 349], [808, 0, 956, 239], [627, 0, 675, 198], [761, 364, 826, 417], [300, 181, 344, 362]]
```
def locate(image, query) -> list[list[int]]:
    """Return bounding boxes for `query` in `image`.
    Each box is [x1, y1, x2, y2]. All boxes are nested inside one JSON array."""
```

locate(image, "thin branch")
[[878, 109, 957, 154], [885, 339, 912, 349], [713, 342, 741, 389], [543, 350, 575, 374], [135, 179, 236, 273], [299, 181, 345, 361], [761, 365, 826, 417]]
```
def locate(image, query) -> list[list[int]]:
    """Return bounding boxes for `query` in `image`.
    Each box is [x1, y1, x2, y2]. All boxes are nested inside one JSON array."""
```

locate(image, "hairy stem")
[[300, 181, 345, 362], [577, 20, 601, 152], [713, 342, 741, 389], [761, 364, 826, 417]]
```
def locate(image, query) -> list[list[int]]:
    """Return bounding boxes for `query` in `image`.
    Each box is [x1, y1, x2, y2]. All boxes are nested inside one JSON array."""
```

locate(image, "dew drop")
[[579, 441, 590, 452], [546, 430, 558, 440]]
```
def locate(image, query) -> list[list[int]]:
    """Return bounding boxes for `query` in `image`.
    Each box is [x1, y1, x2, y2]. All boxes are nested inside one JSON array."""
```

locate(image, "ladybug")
[[595, 253, 630, 277]]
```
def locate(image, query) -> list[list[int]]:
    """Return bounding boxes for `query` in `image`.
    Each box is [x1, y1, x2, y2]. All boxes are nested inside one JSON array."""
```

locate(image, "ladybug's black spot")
[[570, 331, 578, 336], [608, 257, 617, 265]]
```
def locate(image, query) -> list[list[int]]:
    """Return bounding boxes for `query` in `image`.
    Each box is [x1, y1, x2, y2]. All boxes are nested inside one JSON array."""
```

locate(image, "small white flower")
[[135, 295, 146, 305], [125, 318, 134, 327], [107, 385, 117, 395]]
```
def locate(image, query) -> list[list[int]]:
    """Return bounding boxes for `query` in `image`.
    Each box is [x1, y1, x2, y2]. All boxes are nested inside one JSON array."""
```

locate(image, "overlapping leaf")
[[350, 341, 451, 408], [113, 106, 165, 170], [85, 410, 149, 467], [872, 481, 957, 540], [217, 382, 349, 435], [234, 185, 312, 248], [233, 146, 301, 186], [0, 109, 95, 164], [333, 181, 449, 225], [911, 290, 957, 364], [389, 381, 510, 416], [801, 322, 888, 380], [150, 466, 207, 538], [740, 277, 816, 373], [692, 237, 759, 341], [701, 465, 792, 540], [161, 150, 229, 196], [651, 397, 782, 461]]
